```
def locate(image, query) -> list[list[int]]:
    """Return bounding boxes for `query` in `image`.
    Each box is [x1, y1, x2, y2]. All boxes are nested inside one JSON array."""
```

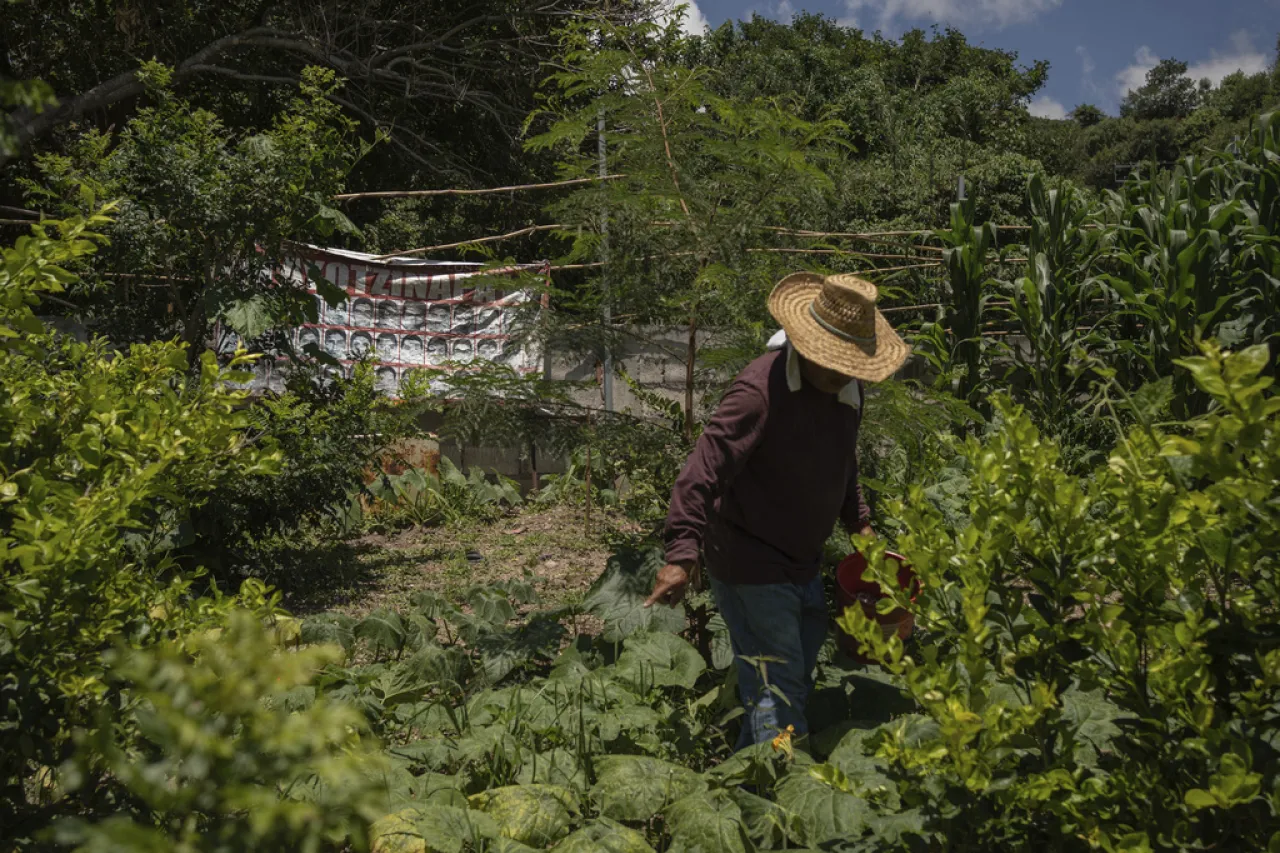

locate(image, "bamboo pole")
[[334, 174, 626, 201], [374, 224, 565, 260]]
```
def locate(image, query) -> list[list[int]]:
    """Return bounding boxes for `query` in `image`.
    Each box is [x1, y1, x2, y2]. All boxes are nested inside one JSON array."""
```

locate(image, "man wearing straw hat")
[[644, 272, 910, 751]]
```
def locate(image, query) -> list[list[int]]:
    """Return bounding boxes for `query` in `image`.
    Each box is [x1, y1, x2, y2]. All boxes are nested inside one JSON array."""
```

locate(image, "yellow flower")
[[771, 724, 795, 760]]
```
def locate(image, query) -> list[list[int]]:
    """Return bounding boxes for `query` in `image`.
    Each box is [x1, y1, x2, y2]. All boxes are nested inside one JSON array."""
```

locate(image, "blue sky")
[[666, 0, 1280, 117]]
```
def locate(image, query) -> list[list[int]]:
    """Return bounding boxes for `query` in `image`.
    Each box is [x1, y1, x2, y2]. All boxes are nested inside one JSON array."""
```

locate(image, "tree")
[[1205, 70, 1274, 121], [679, 15, 1049, 227], [0, 0, 600, 176], [0, 79, 54, 160], [1120, 58, 1200, 120], [527, 11, 846, 438], [26, 63, 359, 365], [1069, 103, 1105, 128]]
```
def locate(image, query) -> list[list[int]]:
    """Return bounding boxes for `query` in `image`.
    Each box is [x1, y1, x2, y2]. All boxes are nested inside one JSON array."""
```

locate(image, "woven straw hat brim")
[[768, 272, 911, 383]]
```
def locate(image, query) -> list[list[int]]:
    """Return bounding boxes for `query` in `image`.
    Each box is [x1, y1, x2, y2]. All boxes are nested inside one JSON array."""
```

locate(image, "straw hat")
[[768, 272, 910, 382]]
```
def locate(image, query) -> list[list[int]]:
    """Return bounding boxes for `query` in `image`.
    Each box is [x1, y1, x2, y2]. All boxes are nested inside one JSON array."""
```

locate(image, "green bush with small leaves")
[[839, 344, 1280, 851], [1, 213, 378, 849]]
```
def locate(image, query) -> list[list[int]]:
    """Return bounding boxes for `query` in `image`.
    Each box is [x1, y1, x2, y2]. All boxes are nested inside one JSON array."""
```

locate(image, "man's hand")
[[644, 562, 692, 608], [859, 524, 876, 539]]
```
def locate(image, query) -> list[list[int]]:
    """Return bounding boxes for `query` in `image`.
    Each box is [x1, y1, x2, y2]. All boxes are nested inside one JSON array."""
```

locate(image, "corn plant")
[[1100, 113, 1280, 417], [999, 175, 1109, 440], [1223, 111, 1280, 373], [925, 198, 1000, 418]]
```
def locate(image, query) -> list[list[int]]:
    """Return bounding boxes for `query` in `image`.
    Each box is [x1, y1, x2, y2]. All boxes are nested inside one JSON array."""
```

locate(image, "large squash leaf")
[[665, 789, 752, 853], [472, 617, 567, 684], [776, 766, 872, 846], [467, 586, 518, 625], [356, 609, 409, 658], [615, 632, 706, 690], [300, 613, 356, 655], [370, 809, 426, 853], [468, 784, 577, 847], [593, 755, 707, 821], [377, 764, 463, 813], [706, 612, 735, 670], [491, 840, 539, 853], [399, 644, 467, 686], [597, 701, 663, 742], [827, 726, 899, 810], [729, 787, 798, 848], [552, 818, 656, 853], [391, 738, 460, 772], [404, 772, 468, 810], [453, 726, 522, 775], [370, 805, 499, 853], [515, 747, 587, 789], [584, 544, 685, 641], [868, 810, 929, 845]]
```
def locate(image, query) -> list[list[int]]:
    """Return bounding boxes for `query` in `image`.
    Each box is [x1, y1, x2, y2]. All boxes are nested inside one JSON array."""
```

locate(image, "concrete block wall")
[[436, 324, 935, 488]]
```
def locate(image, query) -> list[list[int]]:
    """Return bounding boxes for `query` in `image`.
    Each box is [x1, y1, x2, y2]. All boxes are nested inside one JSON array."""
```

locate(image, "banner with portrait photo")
[[222, 245, 547, 396]]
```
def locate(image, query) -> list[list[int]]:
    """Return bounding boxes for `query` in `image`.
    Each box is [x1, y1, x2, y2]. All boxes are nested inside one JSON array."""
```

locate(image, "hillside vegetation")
[[3, 6, 1280, 852]]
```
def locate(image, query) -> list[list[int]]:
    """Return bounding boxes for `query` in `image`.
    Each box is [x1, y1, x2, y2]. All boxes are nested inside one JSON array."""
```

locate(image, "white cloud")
[[774, 0, 796, 21], [840, 0, 1062, 33], [1028, 95, 1069, 120], [1186, 30, 1269, 85], [1115, 32, 1270, 101], [1077, 45, 1098, 96], [1115, 45, 1159, 98], [658, 0, 710, 36]]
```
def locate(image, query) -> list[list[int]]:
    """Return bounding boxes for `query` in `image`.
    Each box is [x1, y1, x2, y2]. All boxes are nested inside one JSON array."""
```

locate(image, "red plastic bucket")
[[835, 550, 918, 664]]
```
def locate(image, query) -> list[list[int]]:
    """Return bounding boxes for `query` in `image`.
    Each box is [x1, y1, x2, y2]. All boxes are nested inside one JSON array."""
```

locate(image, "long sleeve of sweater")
[[840, 443, 872, 532], [663, 385, 769, 565]]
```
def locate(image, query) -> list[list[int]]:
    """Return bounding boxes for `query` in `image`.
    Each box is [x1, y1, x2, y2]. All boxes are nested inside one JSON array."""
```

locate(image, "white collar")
[[769, 331, 861, 409]]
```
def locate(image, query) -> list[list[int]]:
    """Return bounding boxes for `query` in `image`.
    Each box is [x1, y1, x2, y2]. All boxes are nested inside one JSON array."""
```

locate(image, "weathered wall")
[[439, 325, 933, 488]]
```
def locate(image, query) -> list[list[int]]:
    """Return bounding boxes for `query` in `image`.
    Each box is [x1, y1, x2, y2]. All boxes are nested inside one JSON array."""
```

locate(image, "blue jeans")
[[711, 575, 828, 750]]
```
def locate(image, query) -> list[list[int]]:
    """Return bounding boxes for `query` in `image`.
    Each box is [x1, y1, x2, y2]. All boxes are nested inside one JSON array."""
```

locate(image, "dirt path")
[[285, 505, 639, 619]]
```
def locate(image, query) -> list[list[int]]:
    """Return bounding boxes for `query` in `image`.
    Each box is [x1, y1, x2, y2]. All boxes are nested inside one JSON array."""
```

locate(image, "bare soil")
[[285, 505, 640, 627]]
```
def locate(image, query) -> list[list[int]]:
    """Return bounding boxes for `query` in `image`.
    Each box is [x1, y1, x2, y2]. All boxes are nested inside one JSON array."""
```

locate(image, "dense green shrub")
[[0, 211, 289, 837], [840, 344, 1280, 851], [366, 457, 523, 530], [56, 612, 386, 853], [184, 363, 387, 585]]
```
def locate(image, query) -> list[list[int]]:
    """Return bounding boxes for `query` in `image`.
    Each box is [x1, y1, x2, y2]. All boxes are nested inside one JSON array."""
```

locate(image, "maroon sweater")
[[664, 349, 870, 585]]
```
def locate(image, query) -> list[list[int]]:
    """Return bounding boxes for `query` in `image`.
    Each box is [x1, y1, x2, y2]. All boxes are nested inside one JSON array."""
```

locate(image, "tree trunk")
[[583, 423, 592, 534], [684, 314, 697, 444], [529, 439, 539, 493]]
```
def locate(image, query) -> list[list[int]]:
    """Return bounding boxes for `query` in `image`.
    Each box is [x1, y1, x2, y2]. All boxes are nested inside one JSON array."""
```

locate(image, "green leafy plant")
[[25, 62, 361, 365], [1, 212, 283, 839], [923, 198, 1000, 416], [1100, 112, 1280, 417], [837, 343, 1280, 851], [185, 361, 389, 585], [56, 611, 386, 853], [368, 458, 522, 529], [998, 174, 1114, 463]]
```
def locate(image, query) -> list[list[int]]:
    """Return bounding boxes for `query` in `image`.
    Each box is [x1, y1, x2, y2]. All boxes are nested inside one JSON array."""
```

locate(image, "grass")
[[282, 503, 638, 623]]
